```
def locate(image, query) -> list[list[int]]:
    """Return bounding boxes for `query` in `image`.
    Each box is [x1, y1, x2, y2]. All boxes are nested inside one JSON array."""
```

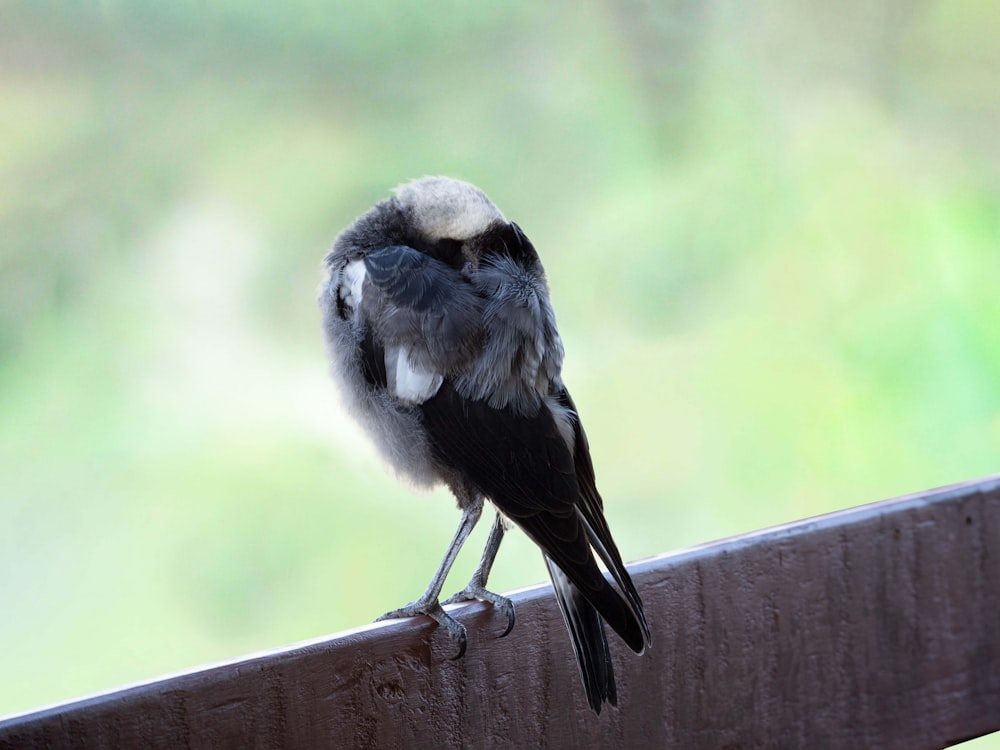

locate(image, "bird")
[[318, 176, 649, 713]]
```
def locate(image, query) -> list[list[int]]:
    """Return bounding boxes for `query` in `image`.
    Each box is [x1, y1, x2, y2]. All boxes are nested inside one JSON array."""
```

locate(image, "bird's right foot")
[[376, 597, 469, 659], [442, 584, 516, 638]]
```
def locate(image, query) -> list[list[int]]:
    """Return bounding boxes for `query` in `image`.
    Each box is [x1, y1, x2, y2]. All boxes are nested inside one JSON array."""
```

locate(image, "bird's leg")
[[442, 511, 516, 638], [376, 495, 484, 659]]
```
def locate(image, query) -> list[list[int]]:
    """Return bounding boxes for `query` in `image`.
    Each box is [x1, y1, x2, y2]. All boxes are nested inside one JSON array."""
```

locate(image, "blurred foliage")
[[1, 0, 999, 735]]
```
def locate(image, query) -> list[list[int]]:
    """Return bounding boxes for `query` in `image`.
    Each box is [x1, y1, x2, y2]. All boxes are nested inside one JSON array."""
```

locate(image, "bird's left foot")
[[442, 584, 516, 638]]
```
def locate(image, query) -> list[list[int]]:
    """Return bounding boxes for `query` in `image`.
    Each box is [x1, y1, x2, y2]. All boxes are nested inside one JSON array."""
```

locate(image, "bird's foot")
[[442, 583, 516, 638], [376, 598, 469, 660]]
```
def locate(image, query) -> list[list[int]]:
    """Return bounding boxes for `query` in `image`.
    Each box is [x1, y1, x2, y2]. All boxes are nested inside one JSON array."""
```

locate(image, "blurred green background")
[[2, 0, 999, 736]]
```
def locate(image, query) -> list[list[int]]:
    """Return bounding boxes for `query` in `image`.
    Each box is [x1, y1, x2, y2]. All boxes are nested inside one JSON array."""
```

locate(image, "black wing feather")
[[363, 244, 451, 311]]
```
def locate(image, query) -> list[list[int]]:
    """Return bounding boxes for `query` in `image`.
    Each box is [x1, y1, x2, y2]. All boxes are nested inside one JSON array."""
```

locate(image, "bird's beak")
[[461, 245, 480, 278]]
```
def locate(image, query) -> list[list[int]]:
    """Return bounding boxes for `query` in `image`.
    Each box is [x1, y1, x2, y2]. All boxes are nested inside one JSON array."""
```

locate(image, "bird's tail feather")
[[545, 556, 617, 714]]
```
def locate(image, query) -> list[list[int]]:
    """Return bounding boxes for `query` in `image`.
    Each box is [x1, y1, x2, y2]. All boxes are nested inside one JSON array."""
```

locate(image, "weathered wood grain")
[[2, 476, 998, 749]]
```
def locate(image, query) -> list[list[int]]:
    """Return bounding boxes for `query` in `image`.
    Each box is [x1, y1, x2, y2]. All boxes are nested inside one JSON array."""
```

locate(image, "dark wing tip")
[[594, 577, 648, 656]]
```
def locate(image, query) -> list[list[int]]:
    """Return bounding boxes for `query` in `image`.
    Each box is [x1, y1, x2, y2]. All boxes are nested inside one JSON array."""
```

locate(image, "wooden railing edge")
[[2, 474, 999, 748]]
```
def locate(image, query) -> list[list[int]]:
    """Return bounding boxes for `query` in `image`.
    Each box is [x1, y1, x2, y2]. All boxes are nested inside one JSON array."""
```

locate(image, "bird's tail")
[[544, 556, 617, 714]]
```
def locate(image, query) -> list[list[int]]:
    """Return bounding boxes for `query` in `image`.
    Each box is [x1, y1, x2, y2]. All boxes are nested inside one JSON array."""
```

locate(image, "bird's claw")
[[376, 598, 469, 659], [442, 585, 516, 638]]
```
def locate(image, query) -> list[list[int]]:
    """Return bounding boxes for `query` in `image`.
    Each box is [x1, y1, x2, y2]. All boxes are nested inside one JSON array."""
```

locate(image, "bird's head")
[[394, 176, 503, 244], [389, 176, 539, 274]]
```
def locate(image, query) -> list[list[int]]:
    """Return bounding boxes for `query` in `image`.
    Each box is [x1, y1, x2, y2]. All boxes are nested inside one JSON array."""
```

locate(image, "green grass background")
[[2, 2, 998, 742]]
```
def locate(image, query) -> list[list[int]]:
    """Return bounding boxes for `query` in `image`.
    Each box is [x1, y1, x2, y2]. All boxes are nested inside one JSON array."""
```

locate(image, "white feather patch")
[[386, 345, 443, 404], [340, 259, 366, 312]]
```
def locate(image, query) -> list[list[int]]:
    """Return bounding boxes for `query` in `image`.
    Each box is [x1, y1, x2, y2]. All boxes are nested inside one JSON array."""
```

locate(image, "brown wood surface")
[[2, 476, 999, 749]]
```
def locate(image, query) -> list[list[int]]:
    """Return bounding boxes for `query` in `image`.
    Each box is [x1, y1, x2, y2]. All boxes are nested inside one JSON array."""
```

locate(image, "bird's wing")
[[420, 380, 647, 654], [362, 243, 453, 311], [351, 245, 482, 403], [554, 386, 650, 644]]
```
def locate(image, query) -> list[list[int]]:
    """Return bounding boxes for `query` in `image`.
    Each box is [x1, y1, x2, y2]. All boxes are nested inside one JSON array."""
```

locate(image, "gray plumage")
[[319, 176, 649, 713]]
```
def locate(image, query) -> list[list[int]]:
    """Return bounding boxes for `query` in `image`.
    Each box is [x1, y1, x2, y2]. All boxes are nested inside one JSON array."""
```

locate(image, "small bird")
[[319, 177, 649, 713]]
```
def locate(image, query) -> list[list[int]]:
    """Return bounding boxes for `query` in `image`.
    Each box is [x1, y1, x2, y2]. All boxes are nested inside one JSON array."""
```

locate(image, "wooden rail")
[[2, 476, 999, 749]]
